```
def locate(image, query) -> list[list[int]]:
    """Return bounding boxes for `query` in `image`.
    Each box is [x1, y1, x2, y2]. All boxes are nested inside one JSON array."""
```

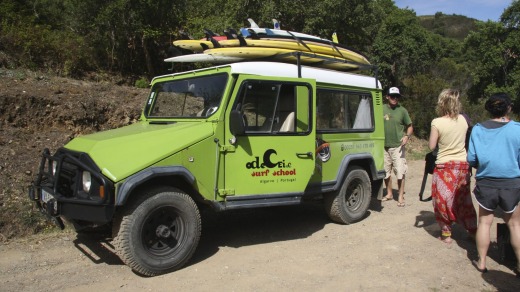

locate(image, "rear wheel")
[[112, 188, 201, 276], [325, 166, 371, 224]]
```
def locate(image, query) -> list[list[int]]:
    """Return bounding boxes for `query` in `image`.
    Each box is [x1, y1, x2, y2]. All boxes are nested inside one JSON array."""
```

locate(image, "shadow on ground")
[[414, 209, 520, 291], [71, 198, 380, 274], [191, 203, 330, 265], [73, 232, 123, 266]]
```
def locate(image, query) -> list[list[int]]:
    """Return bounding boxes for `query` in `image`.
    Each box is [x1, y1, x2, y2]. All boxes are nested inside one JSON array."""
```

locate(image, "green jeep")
[[29, 61, 385, 276]]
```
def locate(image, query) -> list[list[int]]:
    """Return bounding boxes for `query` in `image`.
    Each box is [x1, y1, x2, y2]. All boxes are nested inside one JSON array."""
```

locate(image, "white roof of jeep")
[[157, 61, 381, 89]]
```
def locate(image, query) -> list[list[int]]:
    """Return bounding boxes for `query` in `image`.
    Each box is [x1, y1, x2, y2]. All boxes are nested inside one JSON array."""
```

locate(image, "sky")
[[393, 0, 514, 22]]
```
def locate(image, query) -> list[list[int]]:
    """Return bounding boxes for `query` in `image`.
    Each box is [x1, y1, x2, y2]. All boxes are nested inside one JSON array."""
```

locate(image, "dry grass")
[[406, 136, 430, 161]]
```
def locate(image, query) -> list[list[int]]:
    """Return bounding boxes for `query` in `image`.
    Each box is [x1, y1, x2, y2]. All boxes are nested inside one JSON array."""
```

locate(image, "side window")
[[316, 89, 373, 132], [234, 81, 310, 134]]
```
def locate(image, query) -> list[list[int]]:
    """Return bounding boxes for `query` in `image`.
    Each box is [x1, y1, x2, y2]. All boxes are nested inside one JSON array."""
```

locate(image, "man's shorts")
[[384, 146, 407, 180], [474, 179, 520, 213]]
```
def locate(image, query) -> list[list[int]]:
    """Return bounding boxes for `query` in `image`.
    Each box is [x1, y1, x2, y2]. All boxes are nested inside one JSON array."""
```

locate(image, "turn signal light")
[[99, 186, 105, 200]]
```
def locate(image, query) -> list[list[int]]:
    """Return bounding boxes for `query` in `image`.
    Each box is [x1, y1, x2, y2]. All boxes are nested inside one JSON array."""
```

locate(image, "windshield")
[[145, 73, 228, 118]]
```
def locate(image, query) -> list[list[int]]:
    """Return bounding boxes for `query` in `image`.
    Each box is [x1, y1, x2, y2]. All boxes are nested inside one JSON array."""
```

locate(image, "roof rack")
[[279, 51, 379, 89]]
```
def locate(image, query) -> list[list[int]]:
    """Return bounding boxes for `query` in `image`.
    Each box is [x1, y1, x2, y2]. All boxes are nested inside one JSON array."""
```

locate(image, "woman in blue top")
[[467, 93, 520, 276]]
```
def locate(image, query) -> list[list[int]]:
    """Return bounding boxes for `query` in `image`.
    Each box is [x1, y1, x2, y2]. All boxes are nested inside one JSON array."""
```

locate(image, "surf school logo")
[[246, 149, 296, 177]]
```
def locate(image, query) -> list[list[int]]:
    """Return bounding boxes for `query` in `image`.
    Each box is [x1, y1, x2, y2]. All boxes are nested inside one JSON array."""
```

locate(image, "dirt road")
[[1, 160, 519, 291]]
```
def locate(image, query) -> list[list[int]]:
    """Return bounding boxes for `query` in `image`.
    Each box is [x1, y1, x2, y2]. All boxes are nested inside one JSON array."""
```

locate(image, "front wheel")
[[112, 188, 201, 276], [325, 166, 371, 224]]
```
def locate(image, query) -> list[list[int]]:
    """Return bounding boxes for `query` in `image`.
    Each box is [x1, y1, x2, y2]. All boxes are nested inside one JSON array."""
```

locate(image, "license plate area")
[[41, 189, 55, 203]]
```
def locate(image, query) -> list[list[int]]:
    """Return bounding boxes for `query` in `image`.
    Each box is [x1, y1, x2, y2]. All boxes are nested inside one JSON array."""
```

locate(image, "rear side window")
[[234, 81, 311, 134], [316, 89, 374, 132]]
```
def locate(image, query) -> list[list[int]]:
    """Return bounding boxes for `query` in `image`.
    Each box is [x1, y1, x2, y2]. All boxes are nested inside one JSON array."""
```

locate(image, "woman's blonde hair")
[[436, 89, 461, 118]]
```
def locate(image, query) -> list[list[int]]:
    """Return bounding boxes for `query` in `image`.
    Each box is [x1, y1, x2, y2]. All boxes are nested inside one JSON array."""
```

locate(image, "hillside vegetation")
[[419, 13, 478, 41]]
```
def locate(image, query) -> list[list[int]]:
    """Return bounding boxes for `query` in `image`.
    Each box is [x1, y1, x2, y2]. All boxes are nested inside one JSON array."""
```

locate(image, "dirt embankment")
[[0, 69, 147, 239]]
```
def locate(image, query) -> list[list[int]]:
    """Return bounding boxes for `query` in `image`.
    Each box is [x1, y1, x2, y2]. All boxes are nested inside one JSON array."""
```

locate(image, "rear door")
[[224, 76, 316, 196]]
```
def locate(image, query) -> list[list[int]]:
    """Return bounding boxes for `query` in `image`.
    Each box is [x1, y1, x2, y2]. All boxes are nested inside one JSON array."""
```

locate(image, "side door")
[[224, 76, 316, 196]]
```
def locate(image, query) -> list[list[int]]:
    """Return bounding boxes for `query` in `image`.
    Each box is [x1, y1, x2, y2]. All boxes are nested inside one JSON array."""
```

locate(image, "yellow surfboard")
[[219, 39, 369, 64], [173, 38, 369, 65], [172, 40, 214, 52]]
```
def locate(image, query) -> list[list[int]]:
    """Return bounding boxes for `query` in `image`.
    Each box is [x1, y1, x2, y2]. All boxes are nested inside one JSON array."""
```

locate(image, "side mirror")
[[229, 110, 245, 135]]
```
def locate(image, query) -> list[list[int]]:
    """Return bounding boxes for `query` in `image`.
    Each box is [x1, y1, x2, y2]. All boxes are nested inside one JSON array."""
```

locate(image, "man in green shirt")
[[382, 87, 413, 207]]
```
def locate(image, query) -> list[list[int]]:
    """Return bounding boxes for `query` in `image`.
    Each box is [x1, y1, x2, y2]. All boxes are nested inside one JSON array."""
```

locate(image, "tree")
[[182, 0, 390, 54], [85, 0, 187, 77], [401, 58, 473, 138], [0, 0, 94, 75], [371, 9, 441, 87], [463, 0, 520, 116]]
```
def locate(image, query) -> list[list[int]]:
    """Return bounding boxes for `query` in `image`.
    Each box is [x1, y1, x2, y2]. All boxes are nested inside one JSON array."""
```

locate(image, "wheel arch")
[[334, 153, 385, 197], [336, 154, 382, 184], [115, 166, 204, 207]]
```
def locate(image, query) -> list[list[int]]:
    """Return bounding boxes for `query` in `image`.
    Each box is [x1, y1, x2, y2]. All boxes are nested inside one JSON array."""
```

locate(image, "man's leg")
[[383, 148, 393, 200], [384, 177, 393, 199], [396, 147, 407, 206], [397, 177, 405, 205]]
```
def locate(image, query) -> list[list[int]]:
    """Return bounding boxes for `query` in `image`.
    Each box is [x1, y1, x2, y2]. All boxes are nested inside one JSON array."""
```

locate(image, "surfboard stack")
[[166, 21, 372, 72]]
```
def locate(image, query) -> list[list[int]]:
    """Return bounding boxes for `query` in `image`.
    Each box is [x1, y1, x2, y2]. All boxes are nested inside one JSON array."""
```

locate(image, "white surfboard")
[[240, 27, 330, 42], [164, 54, 245, 63]]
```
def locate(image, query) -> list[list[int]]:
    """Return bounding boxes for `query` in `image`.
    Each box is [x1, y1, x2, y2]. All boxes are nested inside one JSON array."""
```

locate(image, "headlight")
[[82, 171, 92, 192]]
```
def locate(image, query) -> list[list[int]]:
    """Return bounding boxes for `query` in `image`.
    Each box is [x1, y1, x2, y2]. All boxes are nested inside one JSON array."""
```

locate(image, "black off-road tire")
[[112, 187, 201, 276], [324, 166, 371, 224]]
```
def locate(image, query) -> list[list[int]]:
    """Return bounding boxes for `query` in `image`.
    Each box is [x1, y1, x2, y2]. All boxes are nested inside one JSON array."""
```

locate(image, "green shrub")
[[135, 77, 149, 88]]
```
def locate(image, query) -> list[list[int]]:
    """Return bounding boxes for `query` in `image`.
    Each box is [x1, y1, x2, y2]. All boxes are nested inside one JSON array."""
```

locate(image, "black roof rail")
[[278, 52, 379, 88]]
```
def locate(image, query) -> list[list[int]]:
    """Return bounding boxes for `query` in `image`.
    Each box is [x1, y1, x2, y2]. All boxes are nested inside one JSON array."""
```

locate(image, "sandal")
[[513, 263, 520, 278], [397, 202, 405, 207], [471, 260, 488, 273], [381, 196, 393, 202], [439, 236, 453, 247]]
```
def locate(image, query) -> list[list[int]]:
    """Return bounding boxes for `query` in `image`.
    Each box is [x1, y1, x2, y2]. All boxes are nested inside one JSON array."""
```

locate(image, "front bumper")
[[28, 148, 115, 227]]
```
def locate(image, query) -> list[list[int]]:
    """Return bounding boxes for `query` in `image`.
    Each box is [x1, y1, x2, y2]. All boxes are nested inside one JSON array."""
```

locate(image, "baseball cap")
[[388, 87, 401, 96]]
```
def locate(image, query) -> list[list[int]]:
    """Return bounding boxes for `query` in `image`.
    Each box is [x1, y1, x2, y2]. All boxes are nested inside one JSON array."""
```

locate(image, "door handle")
[[296, 152, 313, 158]]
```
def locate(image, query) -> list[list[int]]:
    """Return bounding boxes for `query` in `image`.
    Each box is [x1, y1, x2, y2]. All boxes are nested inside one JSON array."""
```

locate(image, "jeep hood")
[[65, 121, 214, 181]]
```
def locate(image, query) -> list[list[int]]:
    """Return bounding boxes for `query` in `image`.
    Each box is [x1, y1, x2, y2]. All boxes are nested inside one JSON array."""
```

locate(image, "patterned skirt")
[[432, 161, 477, 237]]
